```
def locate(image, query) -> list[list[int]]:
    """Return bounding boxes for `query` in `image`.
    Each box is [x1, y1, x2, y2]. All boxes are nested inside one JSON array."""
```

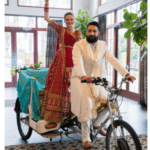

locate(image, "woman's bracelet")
[[44, 7, 49, 12]]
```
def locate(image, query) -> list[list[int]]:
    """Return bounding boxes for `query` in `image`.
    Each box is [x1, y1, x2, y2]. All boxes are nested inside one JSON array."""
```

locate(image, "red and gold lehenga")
[[41, 23, 81, 123]]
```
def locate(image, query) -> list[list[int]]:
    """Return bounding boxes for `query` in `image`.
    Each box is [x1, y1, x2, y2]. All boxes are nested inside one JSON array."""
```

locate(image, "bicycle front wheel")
[[106, 120, 142, 150]]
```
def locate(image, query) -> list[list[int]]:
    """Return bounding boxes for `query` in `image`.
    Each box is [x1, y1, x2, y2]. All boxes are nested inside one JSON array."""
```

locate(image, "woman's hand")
[[45, 0, 49, 3]]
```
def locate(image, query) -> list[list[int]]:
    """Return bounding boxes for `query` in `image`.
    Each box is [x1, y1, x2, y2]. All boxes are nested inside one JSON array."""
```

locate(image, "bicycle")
[[81, 77, 142, 150]]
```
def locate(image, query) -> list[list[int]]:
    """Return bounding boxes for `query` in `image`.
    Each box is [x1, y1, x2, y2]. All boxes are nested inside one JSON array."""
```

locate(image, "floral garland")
[[89, 88, 115, 113], [10, 62, 43, 76]]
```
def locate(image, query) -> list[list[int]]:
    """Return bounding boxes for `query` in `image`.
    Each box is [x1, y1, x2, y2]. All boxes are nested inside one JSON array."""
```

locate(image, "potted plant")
[[74, 9, 94, 39]]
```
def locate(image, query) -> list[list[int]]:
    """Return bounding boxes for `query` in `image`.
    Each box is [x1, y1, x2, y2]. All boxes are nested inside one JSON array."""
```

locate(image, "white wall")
[[5, 0, 140, 22], [98, 0, 141, 16], [88, 0, 99, 21], [5, 0, 69, 18], [73, 0, 92, 17], [5, 0, 92, 18]]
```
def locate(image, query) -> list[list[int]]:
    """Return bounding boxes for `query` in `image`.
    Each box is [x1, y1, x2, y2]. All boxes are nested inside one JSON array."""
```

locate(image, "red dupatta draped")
[[41, 28, 77, 123]]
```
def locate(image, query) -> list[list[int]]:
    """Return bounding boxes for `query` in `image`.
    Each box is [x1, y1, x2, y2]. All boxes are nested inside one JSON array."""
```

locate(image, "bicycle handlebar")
[[81, 77, 107, 83], [81, 77, 134, 92], [81, 77, 136, 99], [81, 77, 132, 84]]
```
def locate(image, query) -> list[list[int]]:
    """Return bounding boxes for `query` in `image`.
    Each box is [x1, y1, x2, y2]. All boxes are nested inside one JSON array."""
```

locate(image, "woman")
[[41, 0, 82, 128]]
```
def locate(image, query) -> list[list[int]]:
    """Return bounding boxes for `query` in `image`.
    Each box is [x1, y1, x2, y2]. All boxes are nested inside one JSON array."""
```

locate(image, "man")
[[70, 21, 135, 149]]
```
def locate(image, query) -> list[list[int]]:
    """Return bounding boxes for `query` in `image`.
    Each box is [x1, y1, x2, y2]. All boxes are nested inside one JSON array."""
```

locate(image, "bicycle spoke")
[[107, 121, 141, 150]]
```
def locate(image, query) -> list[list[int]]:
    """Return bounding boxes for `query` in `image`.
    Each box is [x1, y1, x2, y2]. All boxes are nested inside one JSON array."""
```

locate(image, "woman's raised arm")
[[44, 0, 62, 33]]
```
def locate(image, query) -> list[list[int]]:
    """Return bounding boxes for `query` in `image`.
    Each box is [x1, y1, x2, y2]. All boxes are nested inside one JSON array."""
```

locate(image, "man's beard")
[[86, 35, 98, 43]]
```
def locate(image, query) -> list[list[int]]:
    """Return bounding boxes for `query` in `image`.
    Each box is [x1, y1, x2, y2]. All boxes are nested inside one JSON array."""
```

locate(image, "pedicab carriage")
[[14, 68, 81, 141]]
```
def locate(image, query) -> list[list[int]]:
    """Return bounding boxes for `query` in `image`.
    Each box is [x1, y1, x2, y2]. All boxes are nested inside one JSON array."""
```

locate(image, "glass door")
[[128, 37, 140, 94], [17, 32, 34, 68], [5, 30, 35, 87], [16, 32, 34, 81], [117, 28, 140, 101], [5, 31, 14, 87], [117, 29, 127, 90]]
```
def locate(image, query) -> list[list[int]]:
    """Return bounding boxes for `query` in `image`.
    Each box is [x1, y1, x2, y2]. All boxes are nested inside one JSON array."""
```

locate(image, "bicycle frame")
[[90, 78, 127, 147]]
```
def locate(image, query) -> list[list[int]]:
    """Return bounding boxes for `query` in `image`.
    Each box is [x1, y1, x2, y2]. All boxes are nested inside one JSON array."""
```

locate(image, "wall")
[[98, 0, 141, 16], [73, 0, 91, 17], [89, 0, 99, 19], [5, 0, 92, 18]]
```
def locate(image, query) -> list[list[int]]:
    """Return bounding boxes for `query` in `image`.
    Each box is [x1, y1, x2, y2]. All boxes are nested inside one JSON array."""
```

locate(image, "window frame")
[[5, 14, 63, 88], [5, 15, 37, 28], [105, 1, 142, 101], [17, 0, 73, 10]]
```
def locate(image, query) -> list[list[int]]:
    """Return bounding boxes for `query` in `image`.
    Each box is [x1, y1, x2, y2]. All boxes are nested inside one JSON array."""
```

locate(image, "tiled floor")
[[5, 88, 147, 146]]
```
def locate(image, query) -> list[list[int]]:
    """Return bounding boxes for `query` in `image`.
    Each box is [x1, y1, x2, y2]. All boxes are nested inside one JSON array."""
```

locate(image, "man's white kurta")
[[70, 39, 128, 122]]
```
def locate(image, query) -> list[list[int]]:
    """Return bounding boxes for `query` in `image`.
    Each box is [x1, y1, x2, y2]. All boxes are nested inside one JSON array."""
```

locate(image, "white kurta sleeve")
[[104, 48, 128, 77], [72, 43, 86, 78]]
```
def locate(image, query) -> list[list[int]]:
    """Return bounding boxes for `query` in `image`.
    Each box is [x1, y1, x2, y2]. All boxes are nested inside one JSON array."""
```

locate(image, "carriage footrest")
[[20, 116, 29, 126], [29, 118, 61, 134]]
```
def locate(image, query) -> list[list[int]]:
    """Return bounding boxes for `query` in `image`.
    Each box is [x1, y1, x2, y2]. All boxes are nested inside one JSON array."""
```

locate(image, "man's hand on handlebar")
[[125, 73, 136, 83], [81, 76, 96, 83]]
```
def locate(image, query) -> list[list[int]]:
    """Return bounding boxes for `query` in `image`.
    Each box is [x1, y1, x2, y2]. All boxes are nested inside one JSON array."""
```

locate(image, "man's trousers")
[[80, 109, 109, 143]]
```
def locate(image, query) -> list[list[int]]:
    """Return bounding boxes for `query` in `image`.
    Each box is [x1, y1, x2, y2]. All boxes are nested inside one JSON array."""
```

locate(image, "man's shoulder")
[[97, 40, 106, 44], [75, 39, 87, 46], [74, 39, 106, 47], [96, 40, 107, 48]]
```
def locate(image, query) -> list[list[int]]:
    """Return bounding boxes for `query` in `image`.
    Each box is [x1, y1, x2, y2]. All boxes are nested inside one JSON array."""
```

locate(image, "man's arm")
[[104, 50, 135, 83], [104, 50, 128, 76]]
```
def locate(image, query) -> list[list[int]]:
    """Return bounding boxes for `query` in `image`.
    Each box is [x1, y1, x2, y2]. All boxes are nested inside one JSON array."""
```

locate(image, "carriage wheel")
[[16, 100, 32, 140]]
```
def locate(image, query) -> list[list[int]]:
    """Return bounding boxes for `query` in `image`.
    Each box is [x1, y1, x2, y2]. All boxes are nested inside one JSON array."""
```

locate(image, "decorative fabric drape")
[[46, 20, 62, 67], [140, 47, 147, 107], [98, 15, 106, 41], [140, 0, 147, 107]]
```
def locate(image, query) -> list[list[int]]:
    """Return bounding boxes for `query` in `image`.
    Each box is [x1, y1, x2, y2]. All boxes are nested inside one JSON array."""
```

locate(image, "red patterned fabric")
[[41, 28, 78, 123]]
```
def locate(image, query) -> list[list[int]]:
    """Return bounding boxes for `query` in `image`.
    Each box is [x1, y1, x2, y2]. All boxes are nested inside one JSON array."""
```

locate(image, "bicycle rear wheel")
[[16, 99, 32, 140], [106, 120, 142, 150]]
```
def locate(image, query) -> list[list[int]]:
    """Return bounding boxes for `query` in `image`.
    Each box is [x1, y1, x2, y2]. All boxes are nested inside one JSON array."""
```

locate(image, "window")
[[117, 1, 142, 23], [106, 12, 114, 27], [38, 31, 47, 67], [105, 1, 142, 100], [17, 32, 34, 68], [107, 28, 114, 84], [38, 17, 48, 28], [129, 37, 140, 93], [117, 29, 127, 90], [5, 16, 36, 28], [5, 32, 11, 82], [18, 0, 72, 9], [117, 8, 125, 23], [106, 12, 115, 84]]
